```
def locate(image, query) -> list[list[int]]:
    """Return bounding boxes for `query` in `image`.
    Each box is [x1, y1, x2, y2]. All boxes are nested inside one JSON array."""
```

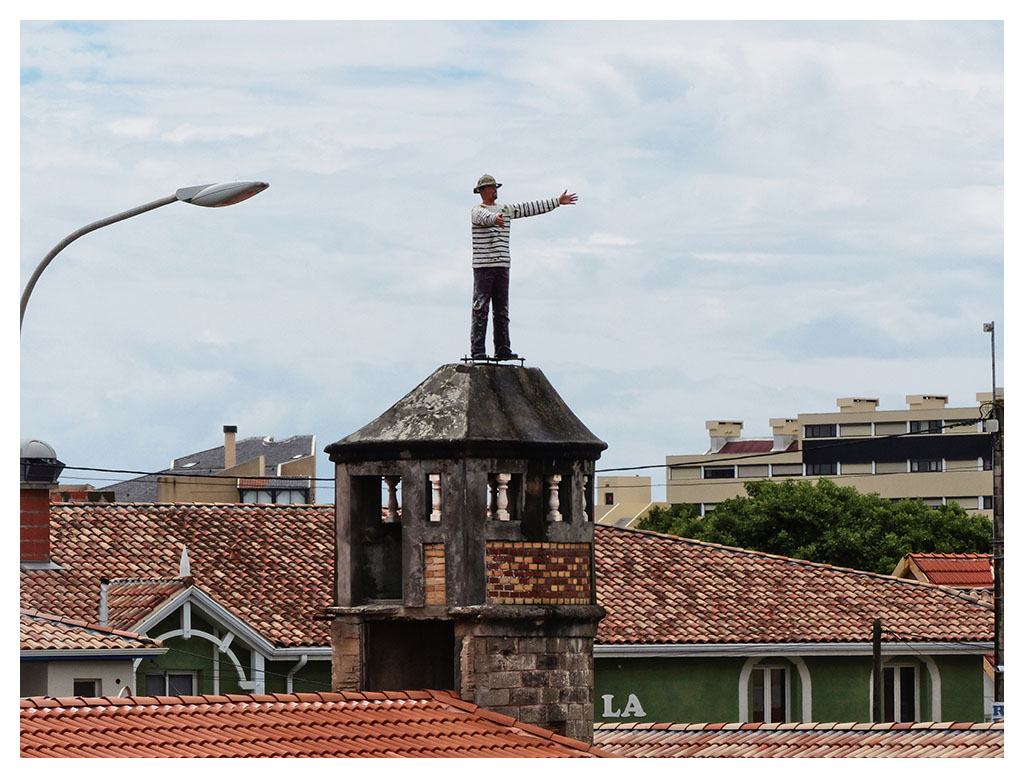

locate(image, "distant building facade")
[[594, 476, 666, 528], [666, 392, 1000, 519], [107, 426, 317, 504]]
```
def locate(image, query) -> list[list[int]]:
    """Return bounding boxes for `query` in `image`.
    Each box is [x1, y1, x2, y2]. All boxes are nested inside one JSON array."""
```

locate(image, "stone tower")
[[325, 362, 606, 743]]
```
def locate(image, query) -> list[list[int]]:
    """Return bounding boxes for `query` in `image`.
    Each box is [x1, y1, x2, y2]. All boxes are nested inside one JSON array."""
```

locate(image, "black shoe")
[[495, 350, 519, 360], [471, 353, 488, 360]]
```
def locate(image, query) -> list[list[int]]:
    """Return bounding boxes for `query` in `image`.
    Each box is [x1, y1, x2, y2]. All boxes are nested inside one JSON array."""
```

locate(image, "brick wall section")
[[485, 542, 591, 605], [21, 487, 51, 563], [424, 543, 446, 605], [460, 628, 597, 744]]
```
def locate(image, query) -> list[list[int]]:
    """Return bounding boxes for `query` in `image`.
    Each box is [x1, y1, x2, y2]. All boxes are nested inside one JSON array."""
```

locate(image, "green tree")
[[637, 479, 992, 574]]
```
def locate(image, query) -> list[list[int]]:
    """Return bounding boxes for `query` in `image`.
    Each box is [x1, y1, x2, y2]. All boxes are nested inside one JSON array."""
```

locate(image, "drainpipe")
[[286, 654, 308, 694]]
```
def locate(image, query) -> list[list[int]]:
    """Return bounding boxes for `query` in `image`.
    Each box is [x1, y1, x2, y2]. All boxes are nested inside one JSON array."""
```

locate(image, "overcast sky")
[[18, 18, 1006, 502]]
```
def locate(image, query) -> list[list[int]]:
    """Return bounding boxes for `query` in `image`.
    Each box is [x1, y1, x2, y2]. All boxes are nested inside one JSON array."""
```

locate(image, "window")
[[605, 492, 614, 505], [910, 420, 943, 434], [884, 665, 917, 722], [145, 672, 195, 696], [807, 462, 837, 476], [240, 488, 309, 504], [751, 667, 787, 723], [983, 457, 993, 471], [73, 679, 99, 697], [983, 496, 993, 510], [703, 466, 736, 479], [910, 459, 942, 473], [770, 463, 803, 478], [804, 424, 837, 438]]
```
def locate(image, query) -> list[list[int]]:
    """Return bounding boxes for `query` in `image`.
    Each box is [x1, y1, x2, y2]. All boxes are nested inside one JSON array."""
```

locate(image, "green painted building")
[[592, 524, 993, 724]]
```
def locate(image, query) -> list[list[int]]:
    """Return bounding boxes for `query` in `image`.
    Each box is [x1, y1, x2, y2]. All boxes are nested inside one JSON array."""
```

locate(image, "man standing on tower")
[[470, 174, 578, 360]]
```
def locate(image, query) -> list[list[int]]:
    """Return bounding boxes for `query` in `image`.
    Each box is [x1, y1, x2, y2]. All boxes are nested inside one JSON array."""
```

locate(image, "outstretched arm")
[[558, 189, 578, 205]]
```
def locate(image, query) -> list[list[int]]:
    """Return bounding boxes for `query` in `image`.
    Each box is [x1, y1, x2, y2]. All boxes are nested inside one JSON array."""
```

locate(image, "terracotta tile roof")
[[23, 505, 992, 651], [21, 503, 334, 647], [899, 553, 993, 589], [593, 721, 1004, 757], [717, 439, 773, 454], [594, 525, 993, 645], [20, 609, 162, 652], [20, 690, 612, 758], [105, 578, 189, 630], [715, 439, 798, 454]]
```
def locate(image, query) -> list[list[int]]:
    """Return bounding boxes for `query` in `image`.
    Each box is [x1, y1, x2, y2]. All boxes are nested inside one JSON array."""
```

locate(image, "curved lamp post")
[[20, 180, 269, 330]]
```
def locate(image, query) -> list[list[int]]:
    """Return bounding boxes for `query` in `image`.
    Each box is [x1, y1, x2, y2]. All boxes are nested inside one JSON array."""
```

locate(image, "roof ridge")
[[595, 524, 994, 609], [20, 609, 157, 642], [592, 721, 1004, 731], [19, 690, 427, 710]]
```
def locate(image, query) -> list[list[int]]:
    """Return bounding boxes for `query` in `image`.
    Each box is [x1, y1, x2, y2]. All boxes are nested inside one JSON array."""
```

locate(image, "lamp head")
[[175, 181, 269, 207]]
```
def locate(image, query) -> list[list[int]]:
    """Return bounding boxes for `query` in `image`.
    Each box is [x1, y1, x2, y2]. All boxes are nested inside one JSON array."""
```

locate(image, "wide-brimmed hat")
[[473, 174, 502, 193]]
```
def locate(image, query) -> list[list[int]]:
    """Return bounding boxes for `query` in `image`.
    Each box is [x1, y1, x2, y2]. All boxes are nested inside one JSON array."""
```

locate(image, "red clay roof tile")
[[23, 504, 993, 652], [20, 691, 609, 758], [594, 525, 993, 644], [594, 721, 1004, 757], [20, 610, 162, 652]]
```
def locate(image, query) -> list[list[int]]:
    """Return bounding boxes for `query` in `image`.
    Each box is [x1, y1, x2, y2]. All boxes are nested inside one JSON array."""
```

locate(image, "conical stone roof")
[[326, 363, 606, 462]]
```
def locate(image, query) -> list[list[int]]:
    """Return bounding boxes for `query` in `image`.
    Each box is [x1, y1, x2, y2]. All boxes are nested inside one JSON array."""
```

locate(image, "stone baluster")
[[429, 474, 442, 522], [495, 473, 511, 521], [384, 475, 400, 523], [546, 474, 562, 521]]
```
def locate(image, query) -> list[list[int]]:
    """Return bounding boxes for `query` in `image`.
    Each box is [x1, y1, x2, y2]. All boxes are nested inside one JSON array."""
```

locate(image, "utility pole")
[[872, 618, 882, 722], [983, 321, 1003, 718]]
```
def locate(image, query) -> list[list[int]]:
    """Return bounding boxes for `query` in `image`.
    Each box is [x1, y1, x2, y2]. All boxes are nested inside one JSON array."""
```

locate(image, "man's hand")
[[495, 214, 505, 227], [559, 189, 578, 206]]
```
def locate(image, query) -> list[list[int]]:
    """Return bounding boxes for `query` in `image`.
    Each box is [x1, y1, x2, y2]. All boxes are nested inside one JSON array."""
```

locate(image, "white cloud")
[[17, 20, 1004, 501]]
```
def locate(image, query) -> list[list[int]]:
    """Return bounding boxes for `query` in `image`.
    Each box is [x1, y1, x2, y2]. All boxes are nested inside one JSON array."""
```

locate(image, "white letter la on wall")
[[601, 693, 646, 718]]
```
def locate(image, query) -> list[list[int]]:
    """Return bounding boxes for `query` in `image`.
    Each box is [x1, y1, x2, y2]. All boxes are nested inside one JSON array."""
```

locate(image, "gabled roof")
[[106, 434, 315, 502], [20, 690, 611, 758], [594, 721, 1003, 757], [20, 609, 163, 654], [893, 553, 993, 589], [594, 525, 993, 645], [105, 578, 189, 630], [21, 503, 334, 647]]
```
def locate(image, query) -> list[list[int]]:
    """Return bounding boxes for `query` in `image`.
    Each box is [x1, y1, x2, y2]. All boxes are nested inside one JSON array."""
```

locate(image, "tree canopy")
[[636, 479, 992, 574]]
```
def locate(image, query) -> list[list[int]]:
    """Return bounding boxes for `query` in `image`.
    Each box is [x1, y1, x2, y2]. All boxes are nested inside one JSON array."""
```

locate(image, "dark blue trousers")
[[471, 267, 511, 357]]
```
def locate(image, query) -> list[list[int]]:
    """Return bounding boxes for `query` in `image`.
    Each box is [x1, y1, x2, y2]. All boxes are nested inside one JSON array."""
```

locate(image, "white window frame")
[[145, 671, 197, 696], [883, 663, 919, 723], [750, 665, 789, 723]]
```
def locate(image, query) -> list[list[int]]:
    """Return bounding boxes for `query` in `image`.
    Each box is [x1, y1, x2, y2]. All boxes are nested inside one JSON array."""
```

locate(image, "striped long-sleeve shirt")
[[471, 197, 560, 268]]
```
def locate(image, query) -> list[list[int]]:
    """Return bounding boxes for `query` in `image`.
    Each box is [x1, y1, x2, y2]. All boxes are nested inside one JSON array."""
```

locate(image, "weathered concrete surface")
[[325, 363, 607, 462]]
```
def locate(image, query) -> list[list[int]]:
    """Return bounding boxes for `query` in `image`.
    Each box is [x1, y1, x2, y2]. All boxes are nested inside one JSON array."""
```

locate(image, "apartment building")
[[594, 476, 667, 527], [666, 392, 999, 519]]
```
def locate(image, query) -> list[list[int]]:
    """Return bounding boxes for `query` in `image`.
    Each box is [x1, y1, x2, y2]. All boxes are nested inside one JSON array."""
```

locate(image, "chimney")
[[706, 420, 743, 453], [20, 439, 65, 566], [769, 418, 798, 451], [223, 425, 237, 469], [907, 394, 948, 410], [837, 397, 880, 413]]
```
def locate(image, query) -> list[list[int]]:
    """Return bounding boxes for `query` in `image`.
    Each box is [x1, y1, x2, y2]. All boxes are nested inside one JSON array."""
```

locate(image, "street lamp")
[[19, 180, 269, 330]]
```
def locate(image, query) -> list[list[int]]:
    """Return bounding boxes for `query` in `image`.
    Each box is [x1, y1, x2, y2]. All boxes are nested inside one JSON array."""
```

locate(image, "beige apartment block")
[[666, 392, 1000, 520], [595, 476, 667, 528]]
